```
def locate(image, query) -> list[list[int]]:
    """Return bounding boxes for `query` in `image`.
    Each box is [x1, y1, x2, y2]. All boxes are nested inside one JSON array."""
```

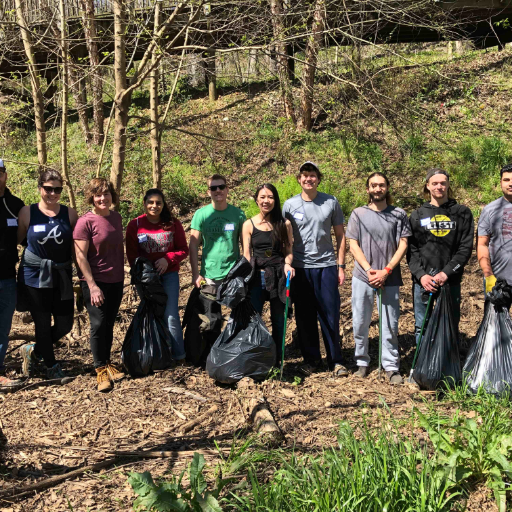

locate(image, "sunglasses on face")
[[42, 185, 63, 194], [209, 184, 226, 192]]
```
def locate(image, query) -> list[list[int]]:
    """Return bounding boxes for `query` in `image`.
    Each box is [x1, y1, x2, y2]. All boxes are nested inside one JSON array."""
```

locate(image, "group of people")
[[0, 157, 509, 392]]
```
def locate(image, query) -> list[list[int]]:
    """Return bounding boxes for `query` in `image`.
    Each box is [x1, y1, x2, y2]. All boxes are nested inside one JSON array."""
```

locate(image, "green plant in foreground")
[[416, 407, 512, 512], [128, 453, 227, 511]]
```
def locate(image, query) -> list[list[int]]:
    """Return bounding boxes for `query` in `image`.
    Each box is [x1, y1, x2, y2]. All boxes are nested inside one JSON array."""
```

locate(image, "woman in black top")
[[242, 183, 294, 365]]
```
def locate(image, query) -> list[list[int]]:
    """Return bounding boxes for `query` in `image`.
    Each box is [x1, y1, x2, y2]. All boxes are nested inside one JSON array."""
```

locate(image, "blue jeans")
[[413, 282, 461, 345], [161, 271, 185, 360], [291, 266, 342, 367], [249, 271, 285, 365], [0, 278, 17, 372]]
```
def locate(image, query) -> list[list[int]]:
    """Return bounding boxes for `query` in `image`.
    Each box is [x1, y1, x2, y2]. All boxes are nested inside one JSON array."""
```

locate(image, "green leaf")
[[129, 471, 156, 496], [194, 493, 223, 512], [190, 454, 207, 495]]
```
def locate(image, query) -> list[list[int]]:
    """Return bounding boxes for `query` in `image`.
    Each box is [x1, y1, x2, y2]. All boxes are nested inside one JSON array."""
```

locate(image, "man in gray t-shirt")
[[282, 162, 348, 377], [478, 164, 512, 291], [346, 173, 411, 384]]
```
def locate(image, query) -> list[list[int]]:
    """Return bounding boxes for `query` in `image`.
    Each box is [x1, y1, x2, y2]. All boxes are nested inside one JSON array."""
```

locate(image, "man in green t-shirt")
[[189, 174, 246, 287]]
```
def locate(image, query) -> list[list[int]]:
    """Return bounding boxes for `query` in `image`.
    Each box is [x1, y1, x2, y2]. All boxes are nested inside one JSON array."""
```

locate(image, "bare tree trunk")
[[69, 63, 92, 144], [150, 1, 162, 189], [297, 0, 325, 132], [15, 0, 47, 167], [269, 0, 296, 124], [80, 0, 104, 145], [206, 50, 217, 101], [109, 0, 130, 206], [59, 0, 76, 208]]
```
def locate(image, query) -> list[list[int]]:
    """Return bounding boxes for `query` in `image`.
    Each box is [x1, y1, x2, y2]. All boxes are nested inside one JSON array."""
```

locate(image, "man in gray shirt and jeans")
[[478, 163, 512, 294], [283, 162, 348, 377], [346, 173, 411, 384]]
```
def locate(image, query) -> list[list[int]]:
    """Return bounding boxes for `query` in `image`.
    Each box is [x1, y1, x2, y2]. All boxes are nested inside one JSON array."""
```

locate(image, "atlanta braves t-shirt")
[[478, 196, 512, 285], [190, 203, 246, 280], [23, 203, 73, 287], [73, 211, 124, 283]]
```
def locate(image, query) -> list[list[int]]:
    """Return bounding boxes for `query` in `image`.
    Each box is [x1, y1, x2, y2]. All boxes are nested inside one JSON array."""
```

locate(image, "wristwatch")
[[338, 264, 346, 269]]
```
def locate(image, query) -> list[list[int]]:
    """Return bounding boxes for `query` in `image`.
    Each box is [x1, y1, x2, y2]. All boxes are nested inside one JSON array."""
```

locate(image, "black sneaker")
[[298, 360, 323, 376], [46, 364, 73, 384]]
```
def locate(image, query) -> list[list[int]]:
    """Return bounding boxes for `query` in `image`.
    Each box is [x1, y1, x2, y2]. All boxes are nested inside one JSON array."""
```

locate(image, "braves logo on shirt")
[[37, 225, 63, 245]]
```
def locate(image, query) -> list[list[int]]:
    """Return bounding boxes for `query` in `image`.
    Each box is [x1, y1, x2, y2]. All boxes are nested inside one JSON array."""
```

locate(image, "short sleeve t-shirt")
[[282, 192, 344, 268], [73, 211, 125, 283], [190, 204, 246, 280], [346, 205, 412, 287], [478, 197, 512, 285]]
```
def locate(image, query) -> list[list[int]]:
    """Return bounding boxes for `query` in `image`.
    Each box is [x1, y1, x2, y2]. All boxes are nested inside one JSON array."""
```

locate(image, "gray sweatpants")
[[351, 278, 400, 372]]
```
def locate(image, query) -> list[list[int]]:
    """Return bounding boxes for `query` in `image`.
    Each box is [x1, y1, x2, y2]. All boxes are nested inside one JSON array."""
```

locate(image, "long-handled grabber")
[[280, 271, 292, 380], [408, 292, 433, 383], [378, 288, 383, 380]]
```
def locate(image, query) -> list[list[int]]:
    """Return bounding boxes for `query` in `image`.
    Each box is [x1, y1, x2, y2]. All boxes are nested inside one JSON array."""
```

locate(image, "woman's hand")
[[155, 258, 169, 275], [89, 284, 105, 307], [284, 263, 295, 280]]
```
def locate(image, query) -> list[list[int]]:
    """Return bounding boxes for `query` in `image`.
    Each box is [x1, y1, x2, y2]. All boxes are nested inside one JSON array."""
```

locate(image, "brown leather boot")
[[96, 366, 113, 393], [106, 362, 125, 382]]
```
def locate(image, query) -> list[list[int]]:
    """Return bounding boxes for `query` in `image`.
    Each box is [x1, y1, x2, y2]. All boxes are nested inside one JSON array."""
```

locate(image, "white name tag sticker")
[[293, 212, 304, 221], [7, 219, 17, 227], [33, 225, 46, 233], [224, 223, 235, 231], [138, 233, 148, 243], [420, 217, 431, 227]]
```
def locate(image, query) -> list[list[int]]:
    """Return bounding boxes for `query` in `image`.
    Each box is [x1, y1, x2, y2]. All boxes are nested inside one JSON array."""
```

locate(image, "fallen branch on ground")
[[180, 404, 218, 433], [163, 386, 208, 402]]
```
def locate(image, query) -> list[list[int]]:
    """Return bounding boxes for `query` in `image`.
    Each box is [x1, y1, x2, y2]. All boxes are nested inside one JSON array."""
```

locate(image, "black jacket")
[[0, 188, 24, 280], [407, 199, 474, 285]]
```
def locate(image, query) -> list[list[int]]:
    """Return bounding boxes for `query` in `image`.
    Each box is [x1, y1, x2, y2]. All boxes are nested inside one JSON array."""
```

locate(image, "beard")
[[370, 192, 387, 203]]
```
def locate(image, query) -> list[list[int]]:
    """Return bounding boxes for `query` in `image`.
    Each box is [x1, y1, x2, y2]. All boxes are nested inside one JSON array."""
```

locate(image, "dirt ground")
[[0, 240, 496, 511]]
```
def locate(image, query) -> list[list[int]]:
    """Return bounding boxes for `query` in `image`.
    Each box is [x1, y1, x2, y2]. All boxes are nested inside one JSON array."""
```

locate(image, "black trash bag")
[[463, 282, 512, 395], [413, 285, 461, 390], [487, 279, 512, 309], [182, 287, 223, 367], [122, 258, 173, 377], [206, 300, 276, 384], [216, 256, 254, 309]]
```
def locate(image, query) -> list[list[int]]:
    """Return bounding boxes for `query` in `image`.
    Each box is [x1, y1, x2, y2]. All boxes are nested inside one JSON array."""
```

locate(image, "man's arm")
[[74, 239, 105, 307], [334, 223, 346, 286], [189, 228, 203, 288], [477, 235, 493, 277]]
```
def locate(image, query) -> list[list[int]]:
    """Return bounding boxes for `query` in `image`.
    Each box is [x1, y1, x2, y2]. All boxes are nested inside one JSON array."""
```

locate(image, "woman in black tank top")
[[242, 184, 294, 366]]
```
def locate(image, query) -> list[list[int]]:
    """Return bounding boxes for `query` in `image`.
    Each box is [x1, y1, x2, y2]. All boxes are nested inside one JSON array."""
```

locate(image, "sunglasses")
[[209, 184, 226, 192], [42, 185, 63, 194]]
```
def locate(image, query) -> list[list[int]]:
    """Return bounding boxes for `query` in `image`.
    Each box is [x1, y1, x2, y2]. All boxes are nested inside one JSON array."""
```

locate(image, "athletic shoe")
[[333, 364, 349, 377], [386, 371, 403, 385], [46, 363, 68, 381], [0, 375, 24, 393], [106, 363, 125, 382], [96, 366, 113, 393], [20, 343, 43, 377], [354, 366, 369, 378]]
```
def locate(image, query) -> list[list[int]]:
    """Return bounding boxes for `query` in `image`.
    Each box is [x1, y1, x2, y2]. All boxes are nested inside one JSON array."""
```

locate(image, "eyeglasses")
[[209, 184, 226, 192], [42, 185, 63, 194]]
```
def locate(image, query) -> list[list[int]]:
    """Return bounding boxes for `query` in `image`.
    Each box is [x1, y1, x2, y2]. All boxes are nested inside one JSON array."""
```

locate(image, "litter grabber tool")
[[378, 288, 383, 379], [280, 271, 292, 380], [408, 291, 433, 383]]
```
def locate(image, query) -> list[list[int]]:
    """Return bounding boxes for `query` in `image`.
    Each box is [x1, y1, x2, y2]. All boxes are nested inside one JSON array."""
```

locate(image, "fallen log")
[[0, 457, 120, 501], [107, 448, 222, 459], [180, 405, 218, 433]]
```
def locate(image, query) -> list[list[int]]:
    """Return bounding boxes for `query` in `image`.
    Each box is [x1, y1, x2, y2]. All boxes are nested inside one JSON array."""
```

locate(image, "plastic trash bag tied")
[[464, 279, 512, 395], [413, 285, 461, 390], [122, 257, 173, 377]]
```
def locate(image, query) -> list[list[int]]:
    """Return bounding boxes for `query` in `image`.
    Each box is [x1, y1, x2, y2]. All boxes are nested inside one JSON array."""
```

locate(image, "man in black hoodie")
[[407, 168, 474, 343], [0, 159, 24, 392]]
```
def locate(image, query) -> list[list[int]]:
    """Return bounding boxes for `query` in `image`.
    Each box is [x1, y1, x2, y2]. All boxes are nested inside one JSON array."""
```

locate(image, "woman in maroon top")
[[126, 189, 189, 363], [74, 178, 125, 392]]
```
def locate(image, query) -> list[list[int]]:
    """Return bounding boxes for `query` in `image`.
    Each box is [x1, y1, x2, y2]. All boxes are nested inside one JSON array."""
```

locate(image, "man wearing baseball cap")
[[407, 168, 474, 342], [0, 159, 25, 392]]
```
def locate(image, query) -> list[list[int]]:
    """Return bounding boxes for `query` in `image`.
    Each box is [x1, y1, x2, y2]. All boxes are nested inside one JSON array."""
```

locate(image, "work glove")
[[485, 275, 497, 294]]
